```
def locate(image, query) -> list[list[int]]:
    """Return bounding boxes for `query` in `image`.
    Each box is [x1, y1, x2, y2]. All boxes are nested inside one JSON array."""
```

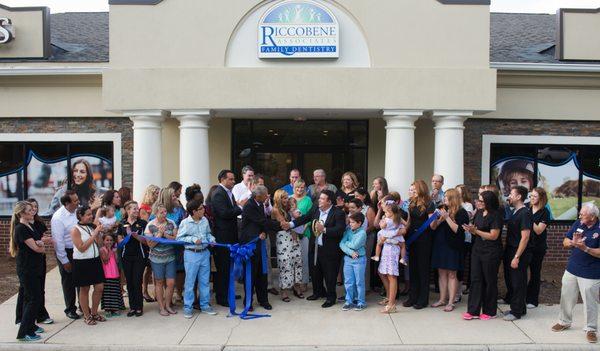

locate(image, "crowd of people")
[[8, 167, 600, 343]]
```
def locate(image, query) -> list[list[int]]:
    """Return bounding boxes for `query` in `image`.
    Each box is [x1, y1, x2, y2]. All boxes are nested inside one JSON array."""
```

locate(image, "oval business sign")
[[258, 0, 339, 59]]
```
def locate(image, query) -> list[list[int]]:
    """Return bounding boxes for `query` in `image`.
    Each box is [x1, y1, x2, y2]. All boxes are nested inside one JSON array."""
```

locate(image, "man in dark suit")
[[291, 189, 346, 308], [211, 170, 242, 307], [240, 185, 285, 310]]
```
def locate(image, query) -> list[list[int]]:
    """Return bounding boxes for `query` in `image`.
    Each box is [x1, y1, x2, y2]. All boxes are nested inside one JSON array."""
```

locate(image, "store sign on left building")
[[258, 0, 339, 59], [0, 17, 15, 44]]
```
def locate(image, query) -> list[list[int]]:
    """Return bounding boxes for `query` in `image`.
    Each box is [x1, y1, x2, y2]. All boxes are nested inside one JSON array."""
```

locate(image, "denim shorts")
[[150, 259, 176, 280]]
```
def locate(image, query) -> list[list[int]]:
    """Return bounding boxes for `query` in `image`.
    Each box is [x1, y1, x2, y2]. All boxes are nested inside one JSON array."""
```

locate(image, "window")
[[487, 138, 600, 222], [0, 141, 115, 217]]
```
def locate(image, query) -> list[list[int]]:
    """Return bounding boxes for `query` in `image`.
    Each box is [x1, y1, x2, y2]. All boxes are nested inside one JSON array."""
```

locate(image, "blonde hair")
[[142, 184, 160, 206], [293, 179, 306, 196], [154, 187, 175, 214], [444, 189, 462, 220], [272, 189, 290, 221], [340, 172, 359, 193], [9, 201, 31, 258]]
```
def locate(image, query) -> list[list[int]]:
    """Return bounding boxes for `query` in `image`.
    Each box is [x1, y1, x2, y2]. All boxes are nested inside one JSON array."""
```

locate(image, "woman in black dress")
[[526, 187, 549, 308], [403, 180, 436, 309], [10, 201, 47, 341], [430, 189, 469, 312], [15, 198, 53, 326], [462, 190, 503, 320]]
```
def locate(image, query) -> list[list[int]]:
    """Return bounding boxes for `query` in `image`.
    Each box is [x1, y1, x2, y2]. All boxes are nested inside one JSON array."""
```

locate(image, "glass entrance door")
[[232, 119, 368, 192]]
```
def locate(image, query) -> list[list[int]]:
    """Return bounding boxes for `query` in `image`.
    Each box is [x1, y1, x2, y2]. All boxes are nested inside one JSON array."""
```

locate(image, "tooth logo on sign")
[[258, 0, 339, 59]]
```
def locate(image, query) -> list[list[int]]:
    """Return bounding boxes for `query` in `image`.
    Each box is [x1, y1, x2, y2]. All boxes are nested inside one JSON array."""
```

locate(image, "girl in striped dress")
[[100, 234, 125, 316]]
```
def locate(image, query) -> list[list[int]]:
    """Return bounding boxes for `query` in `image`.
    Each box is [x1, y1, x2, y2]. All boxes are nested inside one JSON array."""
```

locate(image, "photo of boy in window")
[[497, 159, 535, 199]]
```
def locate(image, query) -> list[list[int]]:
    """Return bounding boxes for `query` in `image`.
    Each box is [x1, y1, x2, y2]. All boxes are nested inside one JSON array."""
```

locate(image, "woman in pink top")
[[100, 234, 125, 317]]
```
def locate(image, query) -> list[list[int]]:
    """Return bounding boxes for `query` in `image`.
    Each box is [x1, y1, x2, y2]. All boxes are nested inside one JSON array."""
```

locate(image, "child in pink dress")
[[100, 234, 125, 317]]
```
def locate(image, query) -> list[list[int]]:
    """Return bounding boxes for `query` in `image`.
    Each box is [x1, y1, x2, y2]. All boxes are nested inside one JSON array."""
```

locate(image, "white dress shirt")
[[232, 181, 252, 209], [51, 206, 78, 265]]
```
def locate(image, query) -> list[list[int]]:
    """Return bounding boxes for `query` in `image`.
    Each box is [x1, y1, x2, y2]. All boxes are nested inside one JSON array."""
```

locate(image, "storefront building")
[[0, 0, 599, 260]]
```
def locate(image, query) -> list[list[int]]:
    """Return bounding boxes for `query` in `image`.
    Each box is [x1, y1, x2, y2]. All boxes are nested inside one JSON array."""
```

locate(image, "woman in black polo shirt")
[[10, 201, 47, 341], [15, 198, 53, 326], [462, 191, 503, 320], [117, 200, 148, 317], [526, 187, 549, 308]]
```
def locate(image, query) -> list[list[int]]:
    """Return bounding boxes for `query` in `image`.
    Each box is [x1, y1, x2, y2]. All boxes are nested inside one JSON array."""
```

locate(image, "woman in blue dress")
[[430, 189, 469, 312]]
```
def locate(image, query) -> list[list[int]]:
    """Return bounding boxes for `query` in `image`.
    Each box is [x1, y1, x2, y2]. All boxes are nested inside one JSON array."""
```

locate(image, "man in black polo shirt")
[[503, 185, 533, 321]]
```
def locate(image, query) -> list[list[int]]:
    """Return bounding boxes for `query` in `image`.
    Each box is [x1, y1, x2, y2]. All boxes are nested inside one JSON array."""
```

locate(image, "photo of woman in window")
[[47, 159, 105, 215]]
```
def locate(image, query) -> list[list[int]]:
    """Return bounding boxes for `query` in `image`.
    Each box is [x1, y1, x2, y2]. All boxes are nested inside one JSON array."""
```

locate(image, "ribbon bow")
[[227, 238, 270, 320]]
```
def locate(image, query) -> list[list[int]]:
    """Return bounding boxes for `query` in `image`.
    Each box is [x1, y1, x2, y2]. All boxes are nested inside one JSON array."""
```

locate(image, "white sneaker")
[[526, 304, 537, 309]]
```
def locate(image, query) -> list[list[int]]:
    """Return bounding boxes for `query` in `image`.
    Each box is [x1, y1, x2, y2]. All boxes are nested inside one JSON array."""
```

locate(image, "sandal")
[[378, 298, 389, 306], [143, 295, 156, 303], [430, 301, 446, 308], [380, 304, 397, 314], [83, 315, 97, 325], [166, 307, 177, 315], [443, 304, 455, 312], [159, 310, 170, 317], [91, 314, 106, 322], [281, 296, 291, 303], [293, 289, 304, 299]]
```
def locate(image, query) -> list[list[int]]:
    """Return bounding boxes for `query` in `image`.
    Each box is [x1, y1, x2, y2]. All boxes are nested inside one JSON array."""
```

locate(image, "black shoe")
[[127, 310, 136, 317], [134, 310, 143, 317], [321, 300, 335, 308], [413, 304, 425, 310], [337, 295, 346, 301], [402, 300, 414, 308], [217, 301, 229, 307], [193, 303, 201, 310], [235, 295, 242, 300], [260, 302, 272, 310], [66, 311, 80, 320], [306, 294, 320, 301]]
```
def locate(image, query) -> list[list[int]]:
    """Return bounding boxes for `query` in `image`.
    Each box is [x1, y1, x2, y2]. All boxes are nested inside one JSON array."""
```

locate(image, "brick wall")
[[0, 118, 133, 257], [464, 118, 600, 263]]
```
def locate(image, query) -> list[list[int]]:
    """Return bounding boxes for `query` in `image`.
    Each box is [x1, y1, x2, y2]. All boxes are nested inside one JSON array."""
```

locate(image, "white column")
[[128, 112, 165, 203], [173, 110, 211, 202], [383, 111, 421, 200], [432, 112, 470, 189]]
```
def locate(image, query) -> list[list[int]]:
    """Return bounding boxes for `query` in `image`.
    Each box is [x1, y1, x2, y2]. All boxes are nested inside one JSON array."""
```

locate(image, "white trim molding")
[[481, 134, 600, 184], [0, 133, 123, 189], [491, 62, 600, 73], [0, 67, 105, 76]]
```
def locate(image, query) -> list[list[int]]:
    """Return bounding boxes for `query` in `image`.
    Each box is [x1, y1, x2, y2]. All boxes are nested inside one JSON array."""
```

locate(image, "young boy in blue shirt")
[[339, 211, 367, 311]]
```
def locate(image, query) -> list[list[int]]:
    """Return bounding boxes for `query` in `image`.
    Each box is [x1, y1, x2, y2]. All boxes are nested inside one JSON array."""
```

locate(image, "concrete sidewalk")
[[0, 268, 597, 350]]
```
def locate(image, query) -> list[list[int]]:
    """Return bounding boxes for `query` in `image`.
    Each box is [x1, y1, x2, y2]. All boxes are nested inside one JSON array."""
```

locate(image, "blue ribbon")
[[118, 232, 269, 320], [405, 210, 440, 246]]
